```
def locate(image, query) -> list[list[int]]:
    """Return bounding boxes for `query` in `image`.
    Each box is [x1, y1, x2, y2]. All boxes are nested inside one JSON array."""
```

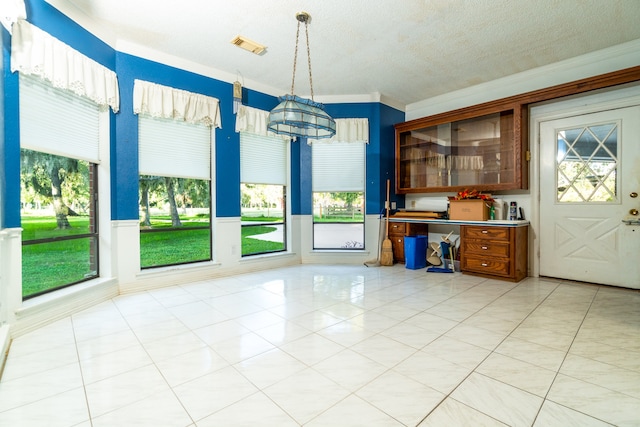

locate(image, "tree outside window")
[[20, 149, 98, 299], [139, 176, 211, 268]]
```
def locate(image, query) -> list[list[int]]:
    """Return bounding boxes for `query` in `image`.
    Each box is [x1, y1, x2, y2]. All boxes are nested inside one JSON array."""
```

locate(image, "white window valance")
[[11, 19, 120, 112], [133, 79, 221, 128], [308, 118, 369, 144], [235, 105, 290, 140], [1, 0, 26, 34]]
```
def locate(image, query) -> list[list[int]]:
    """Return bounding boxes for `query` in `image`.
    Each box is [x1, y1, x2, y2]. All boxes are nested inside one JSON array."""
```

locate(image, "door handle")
[[622, 219, 640, 225], [631, 209, 639, 216]]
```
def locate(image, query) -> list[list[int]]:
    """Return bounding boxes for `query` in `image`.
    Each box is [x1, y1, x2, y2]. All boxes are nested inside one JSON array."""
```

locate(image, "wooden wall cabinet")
[[395, 103, 528, 194]]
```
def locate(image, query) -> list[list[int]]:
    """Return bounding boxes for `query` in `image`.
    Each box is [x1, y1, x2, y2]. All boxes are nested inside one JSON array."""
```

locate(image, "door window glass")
[[556, 122, 618, 202]]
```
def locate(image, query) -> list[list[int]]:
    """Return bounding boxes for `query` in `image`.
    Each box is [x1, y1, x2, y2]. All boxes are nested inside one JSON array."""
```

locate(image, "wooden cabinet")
[[388, 222, 429, 263], [460, 225, 528, 282], [395, 103, 528, 194]]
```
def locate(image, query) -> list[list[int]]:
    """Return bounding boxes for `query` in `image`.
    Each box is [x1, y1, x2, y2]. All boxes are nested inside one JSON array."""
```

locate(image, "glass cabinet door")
[[396, 106, 527, 193]]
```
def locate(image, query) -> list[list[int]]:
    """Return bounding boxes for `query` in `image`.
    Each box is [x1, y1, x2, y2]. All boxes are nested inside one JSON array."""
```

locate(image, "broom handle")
[[385, 179, 390, 239]]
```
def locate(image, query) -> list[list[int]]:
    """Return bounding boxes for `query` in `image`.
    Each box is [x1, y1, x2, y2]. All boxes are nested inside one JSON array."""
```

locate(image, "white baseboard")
[[12, 278, 119, 338], [0, 324, 11, 380]]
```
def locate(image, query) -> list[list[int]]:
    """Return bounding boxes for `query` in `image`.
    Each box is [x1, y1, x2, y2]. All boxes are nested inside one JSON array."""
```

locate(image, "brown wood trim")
[[396, 65, 640, 130], [517, 65, 640, 105]]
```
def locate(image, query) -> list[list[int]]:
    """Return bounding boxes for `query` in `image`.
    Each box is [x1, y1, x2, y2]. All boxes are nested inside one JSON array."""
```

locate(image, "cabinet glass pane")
[[398, 110, 516, 191]]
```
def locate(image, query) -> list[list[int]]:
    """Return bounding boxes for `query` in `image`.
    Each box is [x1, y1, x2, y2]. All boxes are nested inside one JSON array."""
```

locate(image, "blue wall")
[[1, 0, 404, 228], [113, 52, 282, 219], [25, 0, 114, 70], [291, 102, 402, 216], [0, 27, 7, 228], [2, 27, 20, 228]]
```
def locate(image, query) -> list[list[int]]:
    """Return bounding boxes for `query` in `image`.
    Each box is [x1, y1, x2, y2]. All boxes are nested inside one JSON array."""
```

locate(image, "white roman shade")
[[11, 19, 119, 112], [308, 118, 369, 144], [133, 80, 221, 128], [312, 141, 366, 192], [19, 74, 100, 163], [139, 115, 211, 180], [237, 106, 288, 185], [240, 132, 288, 185], [311, 118, 368, 192]]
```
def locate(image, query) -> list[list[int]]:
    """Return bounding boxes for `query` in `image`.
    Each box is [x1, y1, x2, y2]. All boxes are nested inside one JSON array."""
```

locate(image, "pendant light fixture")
[[267, 12, 336, 140]]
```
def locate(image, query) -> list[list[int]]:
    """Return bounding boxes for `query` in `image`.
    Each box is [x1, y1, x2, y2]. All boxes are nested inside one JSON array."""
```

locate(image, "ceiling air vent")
[[231, 36, 266, 55]]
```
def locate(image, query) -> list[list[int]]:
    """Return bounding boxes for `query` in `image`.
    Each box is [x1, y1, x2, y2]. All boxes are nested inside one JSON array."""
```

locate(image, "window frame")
[[137, 112, 214, 269], [311, 141, 366, 250], [239, 131, 290, 257], [240, 183, 287, 257], [18, 74, 105, 300], [21, 153, 100, 299]]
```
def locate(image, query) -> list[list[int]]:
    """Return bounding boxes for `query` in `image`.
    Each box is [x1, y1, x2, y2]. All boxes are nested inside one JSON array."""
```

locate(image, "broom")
[[380, 179, 394, 266]]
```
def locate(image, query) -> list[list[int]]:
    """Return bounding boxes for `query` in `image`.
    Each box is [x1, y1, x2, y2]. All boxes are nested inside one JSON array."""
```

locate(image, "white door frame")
[[529, 83, 640, 279]]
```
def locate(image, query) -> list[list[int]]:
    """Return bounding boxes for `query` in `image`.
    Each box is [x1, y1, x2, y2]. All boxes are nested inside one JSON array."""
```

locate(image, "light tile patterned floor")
[[1, 264, 639, 426]]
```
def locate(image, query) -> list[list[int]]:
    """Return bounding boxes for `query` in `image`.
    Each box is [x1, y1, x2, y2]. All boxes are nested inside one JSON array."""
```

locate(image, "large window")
[[240, 131, 288, 256], [241, 184, 285, 256], [312, 141, 366, 249], [138, 115, 212, 268], [19, 75, 101, 299], [21, 150, 98, 298], [134, 81, 219, 269]]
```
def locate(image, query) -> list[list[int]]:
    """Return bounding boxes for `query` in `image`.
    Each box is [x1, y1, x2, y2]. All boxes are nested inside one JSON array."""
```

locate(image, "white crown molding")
[[46, 0, 406, 111], [315, 92, 405, 112], [115, 39, 283, 97], [44, 0, 117, 45], [406, 38, 640, 121]]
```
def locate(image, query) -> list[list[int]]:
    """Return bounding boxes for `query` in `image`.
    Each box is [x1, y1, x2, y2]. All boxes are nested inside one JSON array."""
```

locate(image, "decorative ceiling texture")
[[49, 0, 640, 107]]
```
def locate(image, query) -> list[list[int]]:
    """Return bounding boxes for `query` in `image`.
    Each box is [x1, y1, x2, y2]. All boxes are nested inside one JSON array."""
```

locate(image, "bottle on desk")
[[509, 201, 518, 221], [493, 199, 505, 220]]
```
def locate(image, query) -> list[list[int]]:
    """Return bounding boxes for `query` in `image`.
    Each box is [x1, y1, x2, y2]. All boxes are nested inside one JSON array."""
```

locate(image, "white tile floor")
[[1, 264, 639, 426]]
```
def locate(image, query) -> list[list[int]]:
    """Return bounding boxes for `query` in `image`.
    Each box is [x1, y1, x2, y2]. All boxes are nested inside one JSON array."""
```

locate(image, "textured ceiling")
[[50, 0, 640, 107]]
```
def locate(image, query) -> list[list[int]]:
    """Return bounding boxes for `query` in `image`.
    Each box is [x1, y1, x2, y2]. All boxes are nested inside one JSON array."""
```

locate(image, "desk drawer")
[[462, 256, 510, 276], [463, 226, 509, 241], [464, 240, 510, 257], [389, 222, 406, 236]]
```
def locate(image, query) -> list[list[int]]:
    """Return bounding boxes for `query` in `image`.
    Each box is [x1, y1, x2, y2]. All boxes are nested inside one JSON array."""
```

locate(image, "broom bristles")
[[380, 239, 394, 266]]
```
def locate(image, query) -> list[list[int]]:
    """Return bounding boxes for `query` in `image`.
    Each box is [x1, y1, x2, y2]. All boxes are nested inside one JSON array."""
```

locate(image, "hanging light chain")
[[304, 19, 314, 100], [290, 19, 301, 96], [289, 12, 315, 100]]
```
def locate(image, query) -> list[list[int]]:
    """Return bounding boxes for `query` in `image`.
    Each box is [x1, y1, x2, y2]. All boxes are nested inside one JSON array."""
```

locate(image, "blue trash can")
[[404, 235, 427, 269]]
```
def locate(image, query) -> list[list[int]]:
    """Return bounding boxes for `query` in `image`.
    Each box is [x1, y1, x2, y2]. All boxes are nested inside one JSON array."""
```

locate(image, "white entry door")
[[539, 106, 640, 289]]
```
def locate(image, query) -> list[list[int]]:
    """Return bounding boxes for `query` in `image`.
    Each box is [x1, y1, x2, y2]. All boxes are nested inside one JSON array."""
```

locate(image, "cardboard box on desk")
[[449, 199, 490, 221]]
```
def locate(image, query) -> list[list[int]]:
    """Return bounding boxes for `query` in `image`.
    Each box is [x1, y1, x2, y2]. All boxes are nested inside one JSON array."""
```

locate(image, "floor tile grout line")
[[415, 277, 566, 426], [529, 284, 603, 426], [70, 314, 95, 427], [110, 290, 201, 426], [3, 268, 636, 426]]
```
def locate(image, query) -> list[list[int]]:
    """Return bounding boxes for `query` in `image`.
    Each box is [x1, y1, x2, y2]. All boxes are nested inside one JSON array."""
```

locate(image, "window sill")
[[19, 277, 118, 313], [240, 251, 297, 263], [309, 249, 371, 255], [136, 260, 221, 279], [14, 277, 118, 336]]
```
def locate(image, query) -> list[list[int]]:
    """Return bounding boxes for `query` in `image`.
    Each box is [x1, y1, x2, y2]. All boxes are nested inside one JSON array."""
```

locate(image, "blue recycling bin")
[[404, 235, 427, 269]]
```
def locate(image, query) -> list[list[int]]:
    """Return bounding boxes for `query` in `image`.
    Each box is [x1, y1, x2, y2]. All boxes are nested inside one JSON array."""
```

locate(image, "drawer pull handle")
[[481, 230, 488, 234], [481, 246, 488, 250], [481, 263, 488, 267]]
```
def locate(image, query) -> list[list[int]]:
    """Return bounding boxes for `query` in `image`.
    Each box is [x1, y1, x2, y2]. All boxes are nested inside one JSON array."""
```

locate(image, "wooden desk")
[[389, 217, 529, 282]]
